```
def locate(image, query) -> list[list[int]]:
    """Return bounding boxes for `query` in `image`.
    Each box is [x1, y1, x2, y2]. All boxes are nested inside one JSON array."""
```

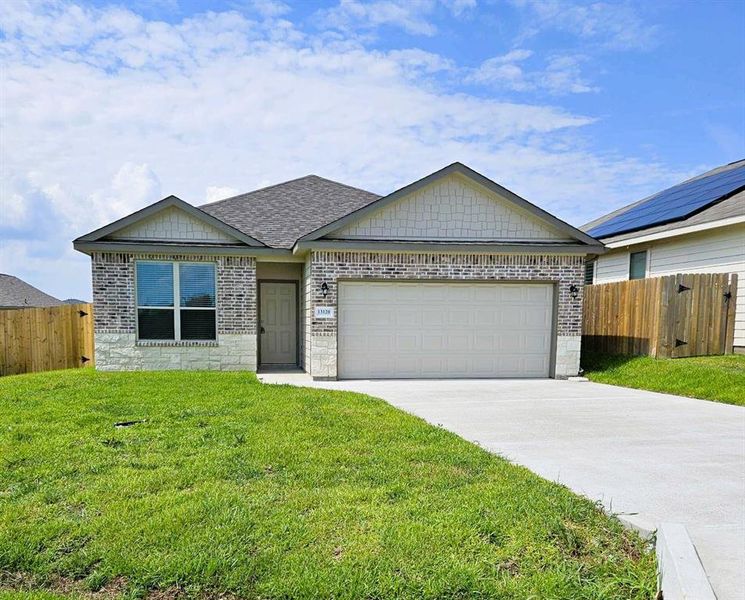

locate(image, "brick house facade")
[[75, 163, 604, 379]]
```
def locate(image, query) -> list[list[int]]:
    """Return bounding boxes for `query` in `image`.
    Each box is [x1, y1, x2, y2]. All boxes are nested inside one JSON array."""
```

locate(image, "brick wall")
[[91, 252, 256, 370], [307, 251, 584, 378]]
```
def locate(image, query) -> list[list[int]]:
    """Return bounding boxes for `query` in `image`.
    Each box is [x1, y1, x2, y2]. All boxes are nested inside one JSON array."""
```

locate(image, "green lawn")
[[582, 353, 745, 406], [0, 370, 655, 599]]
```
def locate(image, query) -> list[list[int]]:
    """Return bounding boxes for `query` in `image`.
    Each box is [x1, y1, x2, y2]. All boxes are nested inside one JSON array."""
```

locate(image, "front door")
[[260, 282, 297, 365]]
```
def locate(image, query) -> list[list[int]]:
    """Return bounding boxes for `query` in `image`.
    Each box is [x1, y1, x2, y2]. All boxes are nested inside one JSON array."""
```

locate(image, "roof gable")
[[299, 163, 600, 246], [75, 196, 265, 247], [109, 205, 239, 243], [326, 172, 570, 242]]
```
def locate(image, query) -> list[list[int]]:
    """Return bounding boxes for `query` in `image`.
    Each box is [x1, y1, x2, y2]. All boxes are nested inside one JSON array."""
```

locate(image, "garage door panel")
[[422, 310, 445, 327], [524, 333, 551, 353], [369, 310, 396, 327], [473, 309, 496, 326], [394, 356, 420, 376], [501, 286, 525, 302], [527, 285, 552, 303], [338, 281, 553, 379], [396, 333, 420, 352], [448, 310, 471, 327], [524, 306, 552, 328], [396, 309, 422, 326], [421, 333, 446, 350], [446, 356, 468, 374], [368, 334, 394, 352], [421, 356, 446, 375], [340, 334, 367, 352], [394, 284, 422, 301], [473, 286, 498, 302], [447, 333, 471, 352], [362, 284, 396, 301], [474, 334, 495, 351], [339, 309, 366, 326]]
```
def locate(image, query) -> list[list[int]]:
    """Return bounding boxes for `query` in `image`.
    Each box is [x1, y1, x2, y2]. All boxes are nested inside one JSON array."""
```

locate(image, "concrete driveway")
[[259, 374, 745, 599]]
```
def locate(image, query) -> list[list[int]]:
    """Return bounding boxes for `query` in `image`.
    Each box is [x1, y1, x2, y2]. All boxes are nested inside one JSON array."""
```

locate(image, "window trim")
[[135, 260, 217, 341], [628, 250, 648, 280]]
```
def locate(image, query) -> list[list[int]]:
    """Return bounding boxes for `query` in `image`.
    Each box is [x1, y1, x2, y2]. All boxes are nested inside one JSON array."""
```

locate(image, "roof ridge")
[[199, 174, 379, 209]]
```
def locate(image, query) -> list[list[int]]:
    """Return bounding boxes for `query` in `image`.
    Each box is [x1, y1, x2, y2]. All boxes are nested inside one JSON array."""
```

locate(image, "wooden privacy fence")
[[583, 273, 738, 358], [0, 303, 94, 376]]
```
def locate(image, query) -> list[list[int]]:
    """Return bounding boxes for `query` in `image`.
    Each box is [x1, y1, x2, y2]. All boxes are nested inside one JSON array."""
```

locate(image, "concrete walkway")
[[259, 374, 745, 599]]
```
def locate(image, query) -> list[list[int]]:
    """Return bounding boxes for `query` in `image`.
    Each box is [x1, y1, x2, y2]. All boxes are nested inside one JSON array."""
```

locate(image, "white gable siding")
[[594, 223, 745, 348], [327, 175, 569, 242], [109, 206, 237, 243]]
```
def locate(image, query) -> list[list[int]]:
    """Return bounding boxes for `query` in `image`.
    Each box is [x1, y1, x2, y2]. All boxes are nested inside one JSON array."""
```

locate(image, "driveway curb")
[[655, 522, 717, 600], [618, 516, 717, 600]]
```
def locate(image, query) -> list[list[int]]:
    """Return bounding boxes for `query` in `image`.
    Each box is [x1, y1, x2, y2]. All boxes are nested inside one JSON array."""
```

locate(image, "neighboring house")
[[0, 274, 64, 309], [73, 162, 604, 379], [583, 159, 745, 352]]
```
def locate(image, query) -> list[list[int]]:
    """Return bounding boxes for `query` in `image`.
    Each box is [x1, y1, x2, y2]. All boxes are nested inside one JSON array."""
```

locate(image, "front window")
[[629, 251, 647, 280], [136, 261, 216, 341]]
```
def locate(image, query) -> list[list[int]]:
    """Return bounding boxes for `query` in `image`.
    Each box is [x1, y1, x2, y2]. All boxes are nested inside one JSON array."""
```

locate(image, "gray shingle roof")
[[582, 159, 745, 242], [200, 175, 381, 249], [0, 274, 63, 308]]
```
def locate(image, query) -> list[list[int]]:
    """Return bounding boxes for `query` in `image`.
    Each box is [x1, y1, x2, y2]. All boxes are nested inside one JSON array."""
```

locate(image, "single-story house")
[[583, 159, 745, 353], [73, 163, 605, 379], [0, 273, 64, 309]]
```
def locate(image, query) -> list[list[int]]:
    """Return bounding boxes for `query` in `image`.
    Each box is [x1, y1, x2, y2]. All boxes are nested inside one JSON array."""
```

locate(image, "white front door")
[[338, 281, 554, 379], [260, 282, 297, 365]]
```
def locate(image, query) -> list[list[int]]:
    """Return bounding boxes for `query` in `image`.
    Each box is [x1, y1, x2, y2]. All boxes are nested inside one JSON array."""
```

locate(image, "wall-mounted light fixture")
[[569, 284, 579, 300], [321, 282, 329, 298]]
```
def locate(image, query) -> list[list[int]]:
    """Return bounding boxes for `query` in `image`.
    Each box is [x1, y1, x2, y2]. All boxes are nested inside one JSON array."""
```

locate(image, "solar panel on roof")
[[588, 163, 745, 238]]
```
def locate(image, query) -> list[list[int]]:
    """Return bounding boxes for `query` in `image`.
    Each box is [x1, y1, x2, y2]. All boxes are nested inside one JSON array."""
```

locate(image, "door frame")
[[257, 279, 300, 367], [336, 278, 559, 379]]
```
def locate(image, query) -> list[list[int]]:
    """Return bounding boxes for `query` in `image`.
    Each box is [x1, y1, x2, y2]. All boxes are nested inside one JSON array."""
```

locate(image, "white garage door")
[[338, 281, 554, 379]]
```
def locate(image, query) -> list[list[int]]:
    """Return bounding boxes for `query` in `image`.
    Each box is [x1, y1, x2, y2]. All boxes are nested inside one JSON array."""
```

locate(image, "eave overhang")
[[73, 240, 292, 257], [292, 240, 607, 255]]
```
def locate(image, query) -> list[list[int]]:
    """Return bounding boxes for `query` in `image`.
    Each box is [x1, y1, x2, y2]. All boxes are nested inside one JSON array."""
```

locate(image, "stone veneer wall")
[[307, 251, 584, 379], [92, 252, 256, 371]]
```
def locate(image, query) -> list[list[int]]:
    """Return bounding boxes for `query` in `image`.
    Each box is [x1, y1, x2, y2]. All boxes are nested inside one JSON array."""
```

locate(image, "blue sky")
[[1, 0, 744, 300]]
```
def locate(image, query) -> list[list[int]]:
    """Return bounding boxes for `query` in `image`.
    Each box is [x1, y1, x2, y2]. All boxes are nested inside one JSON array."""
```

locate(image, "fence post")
[[724, 274, 738, 354]]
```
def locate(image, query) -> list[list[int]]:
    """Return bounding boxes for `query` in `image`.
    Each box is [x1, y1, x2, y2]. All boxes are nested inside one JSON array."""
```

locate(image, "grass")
[[582, 353, 745, 406], [0, 370, 656, 599]]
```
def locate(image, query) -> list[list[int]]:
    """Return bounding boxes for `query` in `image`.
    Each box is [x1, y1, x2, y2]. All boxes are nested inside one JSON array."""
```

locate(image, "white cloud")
[[317, 0, 477, 37], [541, 55, 598, 94], [467, 49, 534, 90], [320, 0, 439, 36], [468, 50, 596, 95], [205, 186, 241, 203], [243, 0, 291, 19], [439, 0, 477, 17], [0, 0, 682, 300], [512, 0, 659, 51]]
